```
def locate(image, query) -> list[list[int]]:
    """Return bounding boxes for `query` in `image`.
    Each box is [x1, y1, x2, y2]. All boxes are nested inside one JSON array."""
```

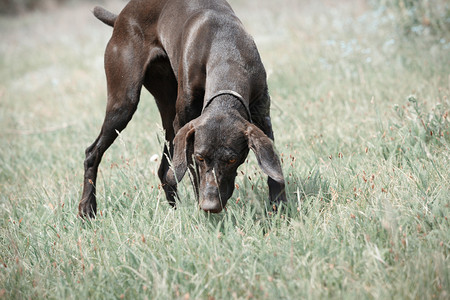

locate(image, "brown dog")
[[78, 0, 287, 218]]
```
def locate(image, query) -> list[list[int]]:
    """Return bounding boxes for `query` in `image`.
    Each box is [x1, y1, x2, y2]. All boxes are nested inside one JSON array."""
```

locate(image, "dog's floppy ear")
[[166, 120, 197, 186], [246, 124, 284, 183]]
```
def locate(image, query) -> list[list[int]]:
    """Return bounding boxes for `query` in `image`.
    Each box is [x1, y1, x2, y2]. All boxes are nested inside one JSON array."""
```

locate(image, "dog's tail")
[[93, 6, 117, 27]]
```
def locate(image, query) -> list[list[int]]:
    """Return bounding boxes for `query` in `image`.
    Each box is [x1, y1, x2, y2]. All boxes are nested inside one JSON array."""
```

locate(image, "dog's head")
[[166, 113, 283, 213]]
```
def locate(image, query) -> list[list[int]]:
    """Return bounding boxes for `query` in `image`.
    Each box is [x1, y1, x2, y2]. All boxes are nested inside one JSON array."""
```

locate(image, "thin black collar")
[[202, 90, 252, 123]]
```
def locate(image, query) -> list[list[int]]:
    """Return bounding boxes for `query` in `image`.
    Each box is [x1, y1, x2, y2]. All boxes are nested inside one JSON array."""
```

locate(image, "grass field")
[[1, 0, 449, 298]]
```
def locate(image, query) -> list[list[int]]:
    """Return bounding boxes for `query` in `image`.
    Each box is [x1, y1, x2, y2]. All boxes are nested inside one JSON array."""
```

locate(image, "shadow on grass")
[[198, 169, 332, 236]]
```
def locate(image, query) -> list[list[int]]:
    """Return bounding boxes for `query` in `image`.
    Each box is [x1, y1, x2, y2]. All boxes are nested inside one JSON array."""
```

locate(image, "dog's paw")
[[78, 201, 96, 220]]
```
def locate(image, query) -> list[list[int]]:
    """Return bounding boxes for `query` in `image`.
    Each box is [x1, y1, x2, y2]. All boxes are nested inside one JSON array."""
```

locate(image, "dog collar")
[[203, 90, 252, 123]]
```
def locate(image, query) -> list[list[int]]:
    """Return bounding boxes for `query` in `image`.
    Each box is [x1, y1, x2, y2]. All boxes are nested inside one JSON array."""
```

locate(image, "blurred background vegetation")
[[0, 0, 105, 14], [369, 0, 450, 36], [2, 0, 449, 37], [0, 0, 67, 14]]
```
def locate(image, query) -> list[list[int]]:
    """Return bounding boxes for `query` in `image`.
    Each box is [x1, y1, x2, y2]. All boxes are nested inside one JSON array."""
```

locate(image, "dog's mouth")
[[199, 198, 224, 213]]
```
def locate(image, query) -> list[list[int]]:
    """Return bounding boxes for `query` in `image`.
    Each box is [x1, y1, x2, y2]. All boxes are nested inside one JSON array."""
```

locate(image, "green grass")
[[1, 0, 449, 299]]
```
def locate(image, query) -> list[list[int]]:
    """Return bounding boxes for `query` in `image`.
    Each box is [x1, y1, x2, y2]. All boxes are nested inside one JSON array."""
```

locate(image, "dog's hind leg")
[[78, 39, 149, 219]]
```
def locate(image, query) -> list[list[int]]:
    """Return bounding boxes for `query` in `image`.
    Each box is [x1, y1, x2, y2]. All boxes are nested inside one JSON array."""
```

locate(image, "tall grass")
[[1, 0, 449, 298]]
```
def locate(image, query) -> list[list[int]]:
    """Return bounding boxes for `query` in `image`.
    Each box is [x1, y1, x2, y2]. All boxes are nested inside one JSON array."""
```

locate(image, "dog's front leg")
[[255, 112, 287, 210], [158, 143, 178, 207], [268, 177, 287, 210]]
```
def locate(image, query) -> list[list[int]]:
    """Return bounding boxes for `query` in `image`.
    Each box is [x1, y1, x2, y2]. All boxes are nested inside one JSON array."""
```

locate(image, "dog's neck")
[[202, 93, 251, 123]]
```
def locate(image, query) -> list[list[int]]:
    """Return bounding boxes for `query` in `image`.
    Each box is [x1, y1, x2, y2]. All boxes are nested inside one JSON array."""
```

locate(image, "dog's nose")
[[200, 173, 223, 212], [200, 198, 223, 213]]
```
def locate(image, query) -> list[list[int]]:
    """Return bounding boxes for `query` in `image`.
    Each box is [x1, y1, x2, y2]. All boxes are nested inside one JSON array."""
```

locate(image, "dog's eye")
[[196, 155, 205, 162], [228, 158, 237, 164]]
